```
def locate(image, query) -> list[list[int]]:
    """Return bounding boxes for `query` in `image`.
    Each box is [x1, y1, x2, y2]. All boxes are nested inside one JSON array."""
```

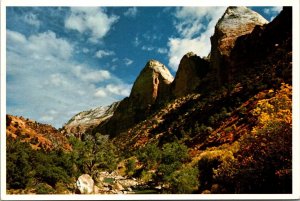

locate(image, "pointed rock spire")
[[130, 60, 173, 108]]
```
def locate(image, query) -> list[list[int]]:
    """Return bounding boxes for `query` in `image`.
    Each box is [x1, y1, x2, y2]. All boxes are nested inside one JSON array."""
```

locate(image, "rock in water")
[[172, 52, 209, 98], [76, 174, 94, 194], [210, 6, 268, 84]]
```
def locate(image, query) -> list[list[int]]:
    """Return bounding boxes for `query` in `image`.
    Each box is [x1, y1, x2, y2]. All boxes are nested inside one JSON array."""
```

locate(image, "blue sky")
[[6, 6, 282, 128]]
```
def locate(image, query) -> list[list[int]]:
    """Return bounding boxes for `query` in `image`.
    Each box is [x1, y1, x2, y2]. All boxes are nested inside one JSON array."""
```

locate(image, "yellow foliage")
[[251, 83, 292, 135]]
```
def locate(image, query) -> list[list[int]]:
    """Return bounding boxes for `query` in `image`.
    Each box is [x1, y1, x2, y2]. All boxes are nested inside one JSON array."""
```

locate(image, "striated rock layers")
[[61, 101, 120, 137], [172, 52, 209, 98], [210, 6, 268, 84]]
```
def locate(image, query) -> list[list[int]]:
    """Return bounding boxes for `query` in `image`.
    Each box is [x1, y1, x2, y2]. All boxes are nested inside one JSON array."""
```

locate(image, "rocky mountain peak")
[[130, 60, 173, 107], [172, 52, 209, 98], [211, 6, 269, 84], [218, 7, 268, 35], [144, 59, 174, 83]]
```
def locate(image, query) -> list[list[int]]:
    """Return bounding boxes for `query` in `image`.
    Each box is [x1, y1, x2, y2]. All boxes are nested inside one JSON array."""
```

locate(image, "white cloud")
[[95, 50, 115, 58], [263, 6, 283, 21], [73, 65, 111, 83], [142, 45, 155, 51], [124, 58, 133, 66], [112, 58, 118, 62], [168, 7, 226, 71], [94, 88, 107, 97], [23, 13, 40, 27], [94, 83, 132, 98], [6, 30, 130, 128], [106, 84, 132, 96], [157, 48, 168, 54], [65, 7, 119, 43], [124, 7, 138, 17], [7, 30, 73, 60], [263, 6, 282, 14]]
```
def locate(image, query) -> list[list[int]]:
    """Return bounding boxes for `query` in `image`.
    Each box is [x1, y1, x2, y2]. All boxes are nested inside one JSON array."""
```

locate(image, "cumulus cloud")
[[95, 50, 115, 58], [23, 13, 40, 27], [124, 7, 138, 17], [95, 83, 132, 98], [73, 65, 111, 82], [6, 29, 130, 128], [65, 7, 119, 43], [7, 30, 73, 60], [124, 58, 133, 66], [168, 7, 226, 71]]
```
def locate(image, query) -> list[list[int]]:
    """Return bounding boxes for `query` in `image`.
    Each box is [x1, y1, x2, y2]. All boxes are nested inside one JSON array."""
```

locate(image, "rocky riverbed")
[[76, 171, 160, 194]]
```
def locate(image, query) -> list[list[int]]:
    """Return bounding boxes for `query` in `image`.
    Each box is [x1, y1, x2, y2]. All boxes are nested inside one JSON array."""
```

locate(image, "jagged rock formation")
[[130, 59, 174, 108], [61, 101, 120, 137], [95, 60, 174, 137], [210, 6, 268, 84], [172, 52, 209, 98], [112, 6, 292, 152], [6, 114, 71, 151]]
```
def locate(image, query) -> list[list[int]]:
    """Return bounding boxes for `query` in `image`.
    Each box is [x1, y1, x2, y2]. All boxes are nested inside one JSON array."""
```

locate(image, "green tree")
[[168, 166, 199, 193], [137, 143, 161, 170], [6, 137, 33, 189], [158, 141, 189, 182], [75, 133, 119, 177]]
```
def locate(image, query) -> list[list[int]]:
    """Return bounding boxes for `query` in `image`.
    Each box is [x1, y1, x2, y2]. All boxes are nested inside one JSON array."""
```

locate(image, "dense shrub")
[[214, 83, 292, 193]]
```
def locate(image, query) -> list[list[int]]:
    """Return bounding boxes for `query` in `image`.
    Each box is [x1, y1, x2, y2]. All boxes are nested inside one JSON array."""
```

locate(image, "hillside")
[[6, 7, 292, 195], [6, 114, 71, 151]]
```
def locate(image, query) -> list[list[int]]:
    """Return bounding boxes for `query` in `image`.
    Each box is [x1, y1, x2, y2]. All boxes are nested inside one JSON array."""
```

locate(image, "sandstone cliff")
[[210, 6, 268, 84], [129, 59, 174, 108], [171, 52, 209, 98], [95, 60, 174, 137]]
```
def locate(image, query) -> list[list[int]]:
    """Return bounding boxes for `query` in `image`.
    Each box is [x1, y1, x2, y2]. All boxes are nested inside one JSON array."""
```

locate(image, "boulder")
[[210, 6, 268, 84], [76, 174, 94, 194]]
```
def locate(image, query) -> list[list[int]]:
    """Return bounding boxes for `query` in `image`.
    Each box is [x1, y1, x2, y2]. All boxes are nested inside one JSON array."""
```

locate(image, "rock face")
[[130, 59, 174, 108], [228, 7, 292, 83], [172, 52, 209, 98], [76, 174, 94, 194], [94, 60, 173, 137], [61, 102, 120, 137], [210, 6, 268, 84]]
